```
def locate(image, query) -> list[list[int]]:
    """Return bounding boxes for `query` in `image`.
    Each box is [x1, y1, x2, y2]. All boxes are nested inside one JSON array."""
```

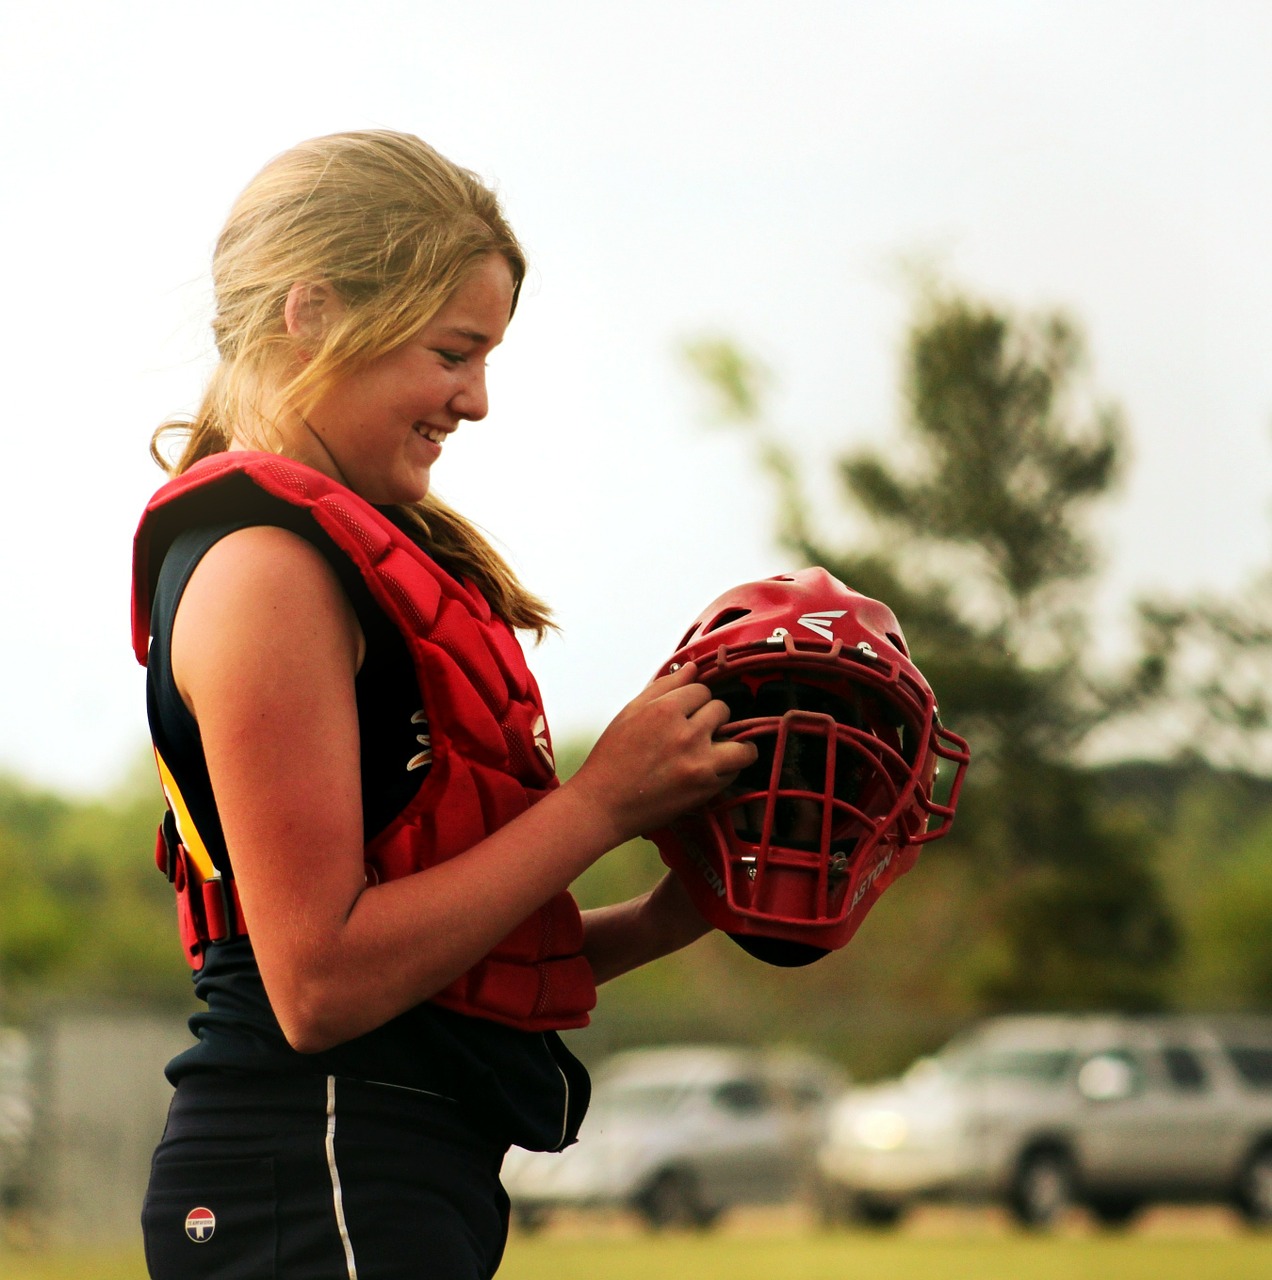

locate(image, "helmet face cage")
[[648, 570, 969, 960]]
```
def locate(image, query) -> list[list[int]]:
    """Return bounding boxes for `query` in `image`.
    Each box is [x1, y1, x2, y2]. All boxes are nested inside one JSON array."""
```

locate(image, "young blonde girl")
[[135, 130, 753, 1280]]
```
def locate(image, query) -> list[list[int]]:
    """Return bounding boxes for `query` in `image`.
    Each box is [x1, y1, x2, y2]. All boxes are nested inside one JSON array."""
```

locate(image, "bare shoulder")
[[172, 524, 363, 712], [184, 523, 340, 603]]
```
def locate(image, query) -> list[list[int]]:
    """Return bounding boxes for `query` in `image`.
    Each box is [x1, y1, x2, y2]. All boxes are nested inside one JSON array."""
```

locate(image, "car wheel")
[[1086, 1195, 1141, 1230], [636, 1169, 718, 1231], [854, 1196, 905, 1229], [512, 1204, 549, 1234], [1234, 1145, 1272, 1227], [1009, 1149, 1074, 1230]]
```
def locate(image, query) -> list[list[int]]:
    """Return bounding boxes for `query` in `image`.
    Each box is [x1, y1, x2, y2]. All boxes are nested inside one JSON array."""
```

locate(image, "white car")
[[502, 1045, 845, 1230], [0, 1028, 33, 1207], [815, 1014, 1272, 1229]]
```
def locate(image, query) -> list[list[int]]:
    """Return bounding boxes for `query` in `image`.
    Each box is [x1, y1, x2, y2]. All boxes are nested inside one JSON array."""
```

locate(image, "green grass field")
[[3, 1213, 1269, 1280], [503, 1231, 1272, 1280]]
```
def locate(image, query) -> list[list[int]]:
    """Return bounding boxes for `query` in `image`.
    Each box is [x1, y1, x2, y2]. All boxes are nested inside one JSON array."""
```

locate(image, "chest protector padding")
[[132, 453, 596, 1031]]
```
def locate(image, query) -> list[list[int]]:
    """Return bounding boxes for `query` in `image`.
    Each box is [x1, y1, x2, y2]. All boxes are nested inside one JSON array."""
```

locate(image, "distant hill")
[[1092, 759, 1272, 829]]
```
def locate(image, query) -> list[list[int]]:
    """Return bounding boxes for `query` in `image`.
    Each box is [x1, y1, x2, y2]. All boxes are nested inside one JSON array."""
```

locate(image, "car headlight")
[[852, 1109, 909, 1151]]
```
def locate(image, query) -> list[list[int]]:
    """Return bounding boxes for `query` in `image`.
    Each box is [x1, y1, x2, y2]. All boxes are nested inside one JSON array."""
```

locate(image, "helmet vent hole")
[[705, 608, 751, 634], [886, 631, 909, 657]]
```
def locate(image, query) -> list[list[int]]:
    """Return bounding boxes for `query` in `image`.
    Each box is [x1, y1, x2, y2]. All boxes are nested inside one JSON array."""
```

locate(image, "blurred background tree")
[[1132, 574, 1272, 774], [683, 280, 1179, 1013], [0, 762, 190, 1022]]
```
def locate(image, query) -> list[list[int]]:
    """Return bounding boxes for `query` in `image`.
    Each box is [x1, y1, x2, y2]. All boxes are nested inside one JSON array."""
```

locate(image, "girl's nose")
[[452, 366, 489, 422]]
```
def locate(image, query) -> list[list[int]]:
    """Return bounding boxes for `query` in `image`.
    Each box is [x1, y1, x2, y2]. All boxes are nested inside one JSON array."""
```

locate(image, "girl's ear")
[[284, 280, 344, 345]]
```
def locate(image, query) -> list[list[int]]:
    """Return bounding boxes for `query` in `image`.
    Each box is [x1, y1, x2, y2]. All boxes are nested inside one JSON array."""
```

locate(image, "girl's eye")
[[437, 351, 465, 367]]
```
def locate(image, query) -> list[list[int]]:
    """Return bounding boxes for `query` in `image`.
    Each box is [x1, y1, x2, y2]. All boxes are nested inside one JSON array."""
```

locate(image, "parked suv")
[[815, 1014, 1272, 1229], [502, 1045, 845, 1230]]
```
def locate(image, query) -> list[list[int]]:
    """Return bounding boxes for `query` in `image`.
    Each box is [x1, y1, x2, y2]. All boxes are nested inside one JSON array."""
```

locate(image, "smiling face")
[[279, 253, 516, 505]]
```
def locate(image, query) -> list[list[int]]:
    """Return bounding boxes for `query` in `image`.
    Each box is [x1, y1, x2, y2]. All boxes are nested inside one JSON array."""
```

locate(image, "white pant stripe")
[[325, 1075, 359, 1280]]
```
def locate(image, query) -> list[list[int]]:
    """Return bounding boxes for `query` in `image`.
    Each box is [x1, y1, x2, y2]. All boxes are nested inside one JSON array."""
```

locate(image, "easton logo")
[[798, 611, 846, 641], [185, 1206, 216, 1243], [849, 849, 894, 913], [684, 841, 727, 897]]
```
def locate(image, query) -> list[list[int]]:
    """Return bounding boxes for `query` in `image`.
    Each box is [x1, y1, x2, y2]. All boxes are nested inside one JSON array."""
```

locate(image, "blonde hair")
[[152, 129, 552, 637]]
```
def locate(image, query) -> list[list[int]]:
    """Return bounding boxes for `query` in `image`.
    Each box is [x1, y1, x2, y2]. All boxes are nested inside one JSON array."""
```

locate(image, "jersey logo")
[[798, 610, 846, 641], [533, 714, 554, 771], [407, 710, 432, 772], [185, 1206, 216, 1242]]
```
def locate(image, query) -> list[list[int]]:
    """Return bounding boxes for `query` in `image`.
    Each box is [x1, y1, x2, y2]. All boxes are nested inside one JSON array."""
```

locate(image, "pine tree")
[[684, 284, 1178, 1009]]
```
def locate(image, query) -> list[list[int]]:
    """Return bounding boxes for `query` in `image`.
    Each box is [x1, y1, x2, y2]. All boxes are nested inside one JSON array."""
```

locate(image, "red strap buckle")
[[201, 875, 245, 944], [155, 811, 248, 967], [171, 852, 204, 967], [155, 811, 180, 881]]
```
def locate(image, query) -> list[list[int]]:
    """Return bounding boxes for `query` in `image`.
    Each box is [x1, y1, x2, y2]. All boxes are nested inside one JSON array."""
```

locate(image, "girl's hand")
[[566, 662, 758, 844]]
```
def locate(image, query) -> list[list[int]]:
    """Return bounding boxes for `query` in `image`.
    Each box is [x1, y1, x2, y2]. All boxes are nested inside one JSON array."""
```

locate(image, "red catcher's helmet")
[[647, 568, 969, 966]]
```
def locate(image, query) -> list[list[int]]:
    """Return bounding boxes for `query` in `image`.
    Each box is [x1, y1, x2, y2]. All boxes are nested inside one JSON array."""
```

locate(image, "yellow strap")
[[153, 748, 218, 882]]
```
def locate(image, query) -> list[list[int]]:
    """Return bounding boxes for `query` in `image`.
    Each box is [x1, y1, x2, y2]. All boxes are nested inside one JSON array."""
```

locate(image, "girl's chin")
[[353, 466, 431, 507], [385, 475, 432, 507]]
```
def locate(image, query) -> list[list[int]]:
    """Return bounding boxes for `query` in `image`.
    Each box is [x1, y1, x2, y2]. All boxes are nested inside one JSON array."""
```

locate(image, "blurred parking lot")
[[505, 1016, 1272, 1238], [4, 1013, 1272, 1251]]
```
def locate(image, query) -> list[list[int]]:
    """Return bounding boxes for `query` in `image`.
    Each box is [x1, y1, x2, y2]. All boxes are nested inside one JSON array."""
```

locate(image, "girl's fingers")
[[697, 697, 734, 732], [663, 682, 715, 719], [643, 660, 698, 695], [713, 739, 760, 776], [577, 665, 763, 838]]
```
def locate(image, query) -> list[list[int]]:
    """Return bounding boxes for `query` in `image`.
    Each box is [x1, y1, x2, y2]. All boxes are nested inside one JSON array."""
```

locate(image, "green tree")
[[1133, 572, 1272, 775], [0, 764, 187, 1020], [684, 282, 1178, 1010], [1146, 768, 1272, 1009]]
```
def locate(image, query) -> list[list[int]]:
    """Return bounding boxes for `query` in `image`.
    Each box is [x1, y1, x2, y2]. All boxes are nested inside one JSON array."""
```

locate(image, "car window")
[[1162, 1046, 1208, 1091], [712, 1079, 772, 1115], [1225, 1045, 1272, 1089], [941, 1048, 1074, 1084], [596, 1083, 686, 1114], [783, 1079, 830, 1111]]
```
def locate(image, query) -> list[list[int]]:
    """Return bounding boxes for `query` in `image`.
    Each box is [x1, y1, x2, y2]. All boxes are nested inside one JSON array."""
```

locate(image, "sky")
[[2, 1, 1270, 794]]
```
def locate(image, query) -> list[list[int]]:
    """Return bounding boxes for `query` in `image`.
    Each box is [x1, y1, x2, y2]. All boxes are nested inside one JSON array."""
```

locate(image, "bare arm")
[[172, 526, 753, 1052], [580, 872, 712, 986]]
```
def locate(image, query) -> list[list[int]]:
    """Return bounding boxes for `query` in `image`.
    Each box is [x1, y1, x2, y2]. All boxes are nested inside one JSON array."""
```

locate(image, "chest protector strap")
[[133, 453, 597, 1032]]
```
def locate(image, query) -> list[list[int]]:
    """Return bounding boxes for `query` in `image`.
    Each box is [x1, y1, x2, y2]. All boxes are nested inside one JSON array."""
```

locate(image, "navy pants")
[[142, 1073, 511, 1279]]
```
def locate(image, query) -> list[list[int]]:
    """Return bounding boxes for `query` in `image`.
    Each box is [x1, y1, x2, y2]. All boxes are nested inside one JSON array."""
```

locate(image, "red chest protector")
[[132, 452, 596, 1032]]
